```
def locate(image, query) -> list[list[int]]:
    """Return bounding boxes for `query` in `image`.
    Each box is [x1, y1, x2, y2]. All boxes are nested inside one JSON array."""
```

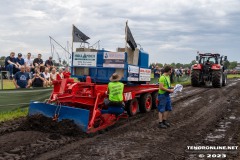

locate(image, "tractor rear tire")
[[222, 73, 227, 86], [151, 91, 158, 109], [126, 98, 139, 116], [191, 70, 200, 87], [212, 70, 223, 88], [139, 93, 152, 113]]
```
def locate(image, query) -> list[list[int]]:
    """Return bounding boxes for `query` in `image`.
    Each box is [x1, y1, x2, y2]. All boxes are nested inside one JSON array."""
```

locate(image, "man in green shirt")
[[158, 65, 174, 129], [106, 73, 124, 107]]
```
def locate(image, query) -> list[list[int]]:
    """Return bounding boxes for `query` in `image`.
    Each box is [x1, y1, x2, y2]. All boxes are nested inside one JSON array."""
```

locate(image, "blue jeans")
[[6, 64, 14, 76], [157, 94, 172, 113]]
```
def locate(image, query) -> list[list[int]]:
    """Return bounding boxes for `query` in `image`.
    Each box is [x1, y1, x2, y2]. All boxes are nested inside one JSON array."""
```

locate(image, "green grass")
[[0, 80, 15, 89], [0, 108, 28, 122], [227, 74, 240, 79]]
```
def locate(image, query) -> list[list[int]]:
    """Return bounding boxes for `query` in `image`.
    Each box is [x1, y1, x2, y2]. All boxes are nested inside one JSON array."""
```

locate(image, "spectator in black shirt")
[[33, 54, 44, 67], [32, 68, 45, 87], [154, 66, 160, 78], [45, 56, 54, 69], [5, 52, 17, 79]]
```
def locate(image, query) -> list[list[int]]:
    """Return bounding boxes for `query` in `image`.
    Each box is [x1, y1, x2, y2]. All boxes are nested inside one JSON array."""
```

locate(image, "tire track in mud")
[[0, 132, 78, 160], [0, 118, 25, 136], [185, 84, 240, 160]]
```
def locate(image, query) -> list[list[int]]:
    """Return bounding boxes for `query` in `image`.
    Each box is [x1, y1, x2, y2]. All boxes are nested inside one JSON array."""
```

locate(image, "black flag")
[[125, 22, 137, 50], [72, 25, 90, 42]]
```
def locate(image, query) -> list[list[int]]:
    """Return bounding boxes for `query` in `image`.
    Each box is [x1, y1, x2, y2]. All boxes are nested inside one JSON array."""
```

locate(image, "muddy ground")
[[0, 79, 240, 160]]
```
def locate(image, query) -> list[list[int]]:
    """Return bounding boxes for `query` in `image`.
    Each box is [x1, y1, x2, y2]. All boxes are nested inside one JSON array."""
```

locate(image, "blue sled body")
[[29, 101, 90, 132]]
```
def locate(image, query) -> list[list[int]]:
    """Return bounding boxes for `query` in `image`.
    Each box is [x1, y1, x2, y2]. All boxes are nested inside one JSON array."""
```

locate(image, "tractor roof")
[[199, 53, 220, 57]]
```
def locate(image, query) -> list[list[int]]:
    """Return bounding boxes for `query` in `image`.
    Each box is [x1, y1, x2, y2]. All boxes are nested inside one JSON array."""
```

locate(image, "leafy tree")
[[229, 61, 238, 69], [176, 63, 182, 68], [156, 63, 163, 67], [170, 63, 176, 68], [191, 60, 197, 65]]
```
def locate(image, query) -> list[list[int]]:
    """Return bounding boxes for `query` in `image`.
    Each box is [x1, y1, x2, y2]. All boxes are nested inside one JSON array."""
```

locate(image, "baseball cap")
[[18, 53, 22, 57]]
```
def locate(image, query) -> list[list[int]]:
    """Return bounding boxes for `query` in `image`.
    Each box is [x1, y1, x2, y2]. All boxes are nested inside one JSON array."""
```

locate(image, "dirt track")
[[0, 79, 240, 160]]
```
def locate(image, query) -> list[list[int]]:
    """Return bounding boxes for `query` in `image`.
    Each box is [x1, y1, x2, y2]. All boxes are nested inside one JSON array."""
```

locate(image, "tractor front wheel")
[[139, 93, 152, 113]]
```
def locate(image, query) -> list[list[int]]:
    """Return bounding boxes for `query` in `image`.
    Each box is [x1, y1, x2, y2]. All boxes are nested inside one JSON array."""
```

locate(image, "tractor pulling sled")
[[29, 23, 159, 133], [191, 52, 228, 88]]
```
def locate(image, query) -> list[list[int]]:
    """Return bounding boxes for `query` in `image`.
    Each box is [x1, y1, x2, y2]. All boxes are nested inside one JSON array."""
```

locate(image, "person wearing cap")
[[45, 56, 54, 69], [5, 52, 17, 79], [105, 73, 124, 107], [16, 53, 25, 70], [33, 54, 44, 67]]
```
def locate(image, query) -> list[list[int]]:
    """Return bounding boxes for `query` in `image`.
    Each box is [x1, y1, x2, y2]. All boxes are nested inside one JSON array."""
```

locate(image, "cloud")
[[0, 0, 240, 64]]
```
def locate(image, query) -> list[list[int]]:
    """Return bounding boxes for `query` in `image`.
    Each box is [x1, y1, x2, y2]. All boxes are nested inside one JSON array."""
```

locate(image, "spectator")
[[5, 52, 17, 79], [24, 52, 34, 72], [154, 66, 160, 78], [179, 67, 183, 76], [13, 66, 30, 88], [33, 54, 44, 67], [58, 68, 64, 79], [45, 56, 54, 68], [160, 67, 164, 75], [43, 67, 52, 86], [32, 68, 45, 87], [50, 67, 58, 81], [176, 69, 181, 78], [187, 68, 191, 76], [40, 65, 45, 73], [25, 66, 33, 86], [63, 66, 71, 78], [15, 53, 25, 70]]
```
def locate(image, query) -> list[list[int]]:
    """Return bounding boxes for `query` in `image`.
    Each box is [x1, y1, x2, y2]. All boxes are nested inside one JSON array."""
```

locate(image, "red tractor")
[[191, 52, 228, 88]]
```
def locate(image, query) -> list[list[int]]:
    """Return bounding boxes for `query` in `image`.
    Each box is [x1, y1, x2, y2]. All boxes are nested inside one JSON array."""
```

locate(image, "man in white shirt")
[[43, 67, 52, 87], [24, 53, 34, 72]]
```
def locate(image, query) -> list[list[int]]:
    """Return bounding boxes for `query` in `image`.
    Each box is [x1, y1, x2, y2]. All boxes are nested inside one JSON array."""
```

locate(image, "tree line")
[[150, 60, 239, 70]]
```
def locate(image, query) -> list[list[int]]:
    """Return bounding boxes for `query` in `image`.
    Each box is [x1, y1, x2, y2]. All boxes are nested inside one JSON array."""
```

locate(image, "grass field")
[[0, 108, 28, 122], [227, 74, 240, 78], [0, 80, 15, 89]]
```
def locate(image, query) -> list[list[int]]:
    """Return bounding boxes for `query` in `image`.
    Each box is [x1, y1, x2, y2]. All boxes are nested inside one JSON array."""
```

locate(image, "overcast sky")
[[0, 0, 240, 64]]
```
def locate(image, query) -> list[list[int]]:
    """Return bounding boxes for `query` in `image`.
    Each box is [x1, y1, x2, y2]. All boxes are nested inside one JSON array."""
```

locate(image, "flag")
[[72, 25, 90, 42], [125, 22, 137, 50]]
